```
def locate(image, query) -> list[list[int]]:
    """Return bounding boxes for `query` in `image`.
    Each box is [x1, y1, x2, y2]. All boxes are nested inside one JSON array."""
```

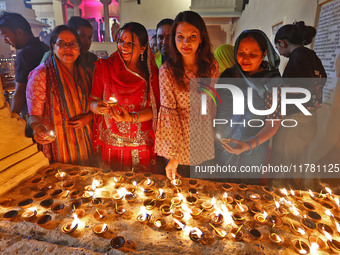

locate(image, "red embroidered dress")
[[90, 50, 160, 171]]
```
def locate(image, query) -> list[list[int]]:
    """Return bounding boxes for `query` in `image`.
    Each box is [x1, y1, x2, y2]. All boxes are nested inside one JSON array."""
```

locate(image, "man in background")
[[0, 12, 49, 117], [154, 18, 173, 68]]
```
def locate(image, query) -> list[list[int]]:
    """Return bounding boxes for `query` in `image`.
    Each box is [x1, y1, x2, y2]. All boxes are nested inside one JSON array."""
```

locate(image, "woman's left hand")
[[68, 113, 92, 129], [109, 105, 133, 122], [221, 139, 252, 155]]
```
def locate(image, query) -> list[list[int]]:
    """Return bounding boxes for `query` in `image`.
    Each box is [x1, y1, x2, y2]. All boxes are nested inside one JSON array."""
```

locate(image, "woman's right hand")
[[33, 127, 55, 145], [165, 159, 180, 180], [90, 101, 110, 114]]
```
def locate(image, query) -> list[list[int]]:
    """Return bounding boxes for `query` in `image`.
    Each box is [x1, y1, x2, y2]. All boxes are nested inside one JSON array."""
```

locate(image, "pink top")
[[26, 64, 47, 116], [155, 61, 219, 165]]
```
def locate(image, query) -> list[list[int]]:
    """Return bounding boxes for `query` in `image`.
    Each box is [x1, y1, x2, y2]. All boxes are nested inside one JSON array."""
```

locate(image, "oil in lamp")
[[93, 223, 108, 235], [190, 207, 204, 219], [269, 233, 284, 245], [249, 228, 262, 241], [230, 225, 243, 241], [201, 197, 216, 211], [3, 210, 18, 221], [154, 218, 166, 228], [221, 183, 233, 192], [209, 223, 227, 238], [293, 239, 310, 254], [254, 211, 268, 224], [0, 198, 12, 207], [61, 213, 79, 234], [172, 210, 184, 220], [171, 193, 184, 207], [210, 211, 224, 225], [188, 179, 198, 187], [115, 202, 126, 215], [125, 192, 137, 203], [94, 209, 106, 220], [186, 191, 198, 205]]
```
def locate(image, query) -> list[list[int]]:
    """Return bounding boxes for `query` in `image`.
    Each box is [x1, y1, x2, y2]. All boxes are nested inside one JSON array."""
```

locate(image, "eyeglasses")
[[56, 41, 79, 49]]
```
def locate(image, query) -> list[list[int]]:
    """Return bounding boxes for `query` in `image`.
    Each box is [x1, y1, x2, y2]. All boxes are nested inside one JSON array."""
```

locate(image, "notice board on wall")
[[313, 0, 340, 106]]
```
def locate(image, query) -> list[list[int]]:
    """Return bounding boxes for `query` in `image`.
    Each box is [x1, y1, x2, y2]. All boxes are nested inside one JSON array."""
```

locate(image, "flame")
[[335, 197, 340, 207], [297, 228, 305, 235], [280, 188, 288, 196], [60, 172, 66, 177], [113, 176, 120, 183], [223, 192, 228, 199], [220, 204, 233, 224], [263, 211, 268, 219], [309, 190, 315, 197], [325, 209, 334, 218], [291, 205, 300, 216], [274, 200, 280, 210], [290, 189, 295, 196], [236, 202, 244, 212], [324, 231, 332, 241], [29, 207, 37, 213], [139, 186, 145, 192], [117, 187, 128, 198], [178, 193, 184, 201], [139, 206, 148, 220], [155, 219, 162, 228], [216, 133, 222, 140], [133, 181, 137, 187], [71, 213, 80, 229], [101, 223, 107, 232], [181, 204, 193, 214], [191, 227, 203, 238], [310, 242, 319, 254], [335, 221, 340, 234], [211, 197, 216, 206], [109, 97, 118, 103], [325, 187, 332, 195], [91, 179, 100, 190], [171, 179, 179, 186], [158, 189, 164, 197], [173, 218, 185, 230]]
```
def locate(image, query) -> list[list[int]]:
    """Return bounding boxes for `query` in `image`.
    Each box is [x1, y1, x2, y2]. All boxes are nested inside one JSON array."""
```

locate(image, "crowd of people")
[[0, 11, 326, 188]]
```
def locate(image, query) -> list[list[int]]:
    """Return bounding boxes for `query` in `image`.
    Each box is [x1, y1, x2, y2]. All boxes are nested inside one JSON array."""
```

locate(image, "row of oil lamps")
[[2, 168, 340, 253]]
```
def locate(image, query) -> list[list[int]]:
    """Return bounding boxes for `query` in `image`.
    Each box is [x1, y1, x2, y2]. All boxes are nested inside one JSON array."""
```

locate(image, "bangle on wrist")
[[132, 111, 139, 123], [245, 141, 253, 155], [248, 136, 259, 149]]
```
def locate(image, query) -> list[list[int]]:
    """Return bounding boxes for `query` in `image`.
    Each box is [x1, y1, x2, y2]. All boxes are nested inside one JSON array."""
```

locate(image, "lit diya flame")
[[146, 178, 151, 185], [298, 239, 308, 254], [133, 181, 137, 187], [190, 227, 203, 239], [173, 218, 186, 230], [91, 179, 100, 190], [290, 189, 295, 196], [335, 221, 340, 234], [154, 219, 162, 228], [272, 233, 282, 242], [220, 204, 233, 224], [310, 242, 319, 254], [325, 209, 334, 218], [325, 187, 332, 196], [22, 207, 37, 219], [57, 170, 66, 178], [236, 202, 245, 212], [216, 133, 222, 140], [158, 189, 164, 198], [139, 206, 148, 221], [275, 200, 280, 210], [309, 189, 315, 198], [290, 204, 300, 216], [71, 213, 80, 229], [117, 187, 128, 199], [297, 227, 305, 235], [113, 176, 122, 183], [211, 197, 216, 207], [335, 197, 340, 208], [223, 192, 228, 199], [280, 188, 288, 196], [324, 230, 333, 242], [100, 223, 107, 233], [181, 203, 192, 214], [178, 193, 184, 202], [108, 96, 118, 105], [83, 191, 94, 198]]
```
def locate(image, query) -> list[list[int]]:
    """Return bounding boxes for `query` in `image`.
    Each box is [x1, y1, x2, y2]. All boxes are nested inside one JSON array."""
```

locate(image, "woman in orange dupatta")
[[27, 25, 93, 165], [90, 22, 160, 172]]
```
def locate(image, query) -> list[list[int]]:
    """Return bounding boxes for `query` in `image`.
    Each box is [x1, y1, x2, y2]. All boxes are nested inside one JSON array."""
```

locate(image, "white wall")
[[119, 0, 191, 30], [234, 0, 318, 73]]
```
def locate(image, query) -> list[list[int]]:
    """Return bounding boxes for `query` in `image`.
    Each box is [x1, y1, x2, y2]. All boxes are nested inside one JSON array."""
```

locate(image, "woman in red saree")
[[90, 22, 160, 172], [27, 25, 93, 165]]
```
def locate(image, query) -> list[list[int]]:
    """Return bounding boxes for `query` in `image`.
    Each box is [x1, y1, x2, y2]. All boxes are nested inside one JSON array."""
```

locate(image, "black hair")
[[156, 19, 174, 33], [50, 25, 81, 52], [151, 34, 157, 40], [274, 21, 316, 45], [0, 12, 33, 35], [117, 22, 149, 83], [67, 16, 93, 31], [167, 11, 214, 89], [237, 31, 268, 53]]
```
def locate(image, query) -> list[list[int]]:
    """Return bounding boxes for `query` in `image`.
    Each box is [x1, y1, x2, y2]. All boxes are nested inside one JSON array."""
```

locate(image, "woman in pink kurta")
[[155, 11, 218, 180]]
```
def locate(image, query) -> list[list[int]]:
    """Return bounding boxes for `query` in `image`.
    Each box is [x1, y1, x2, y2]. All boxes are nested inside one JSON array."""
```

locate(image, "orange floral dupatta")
[[43, 55, 93, 165]]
